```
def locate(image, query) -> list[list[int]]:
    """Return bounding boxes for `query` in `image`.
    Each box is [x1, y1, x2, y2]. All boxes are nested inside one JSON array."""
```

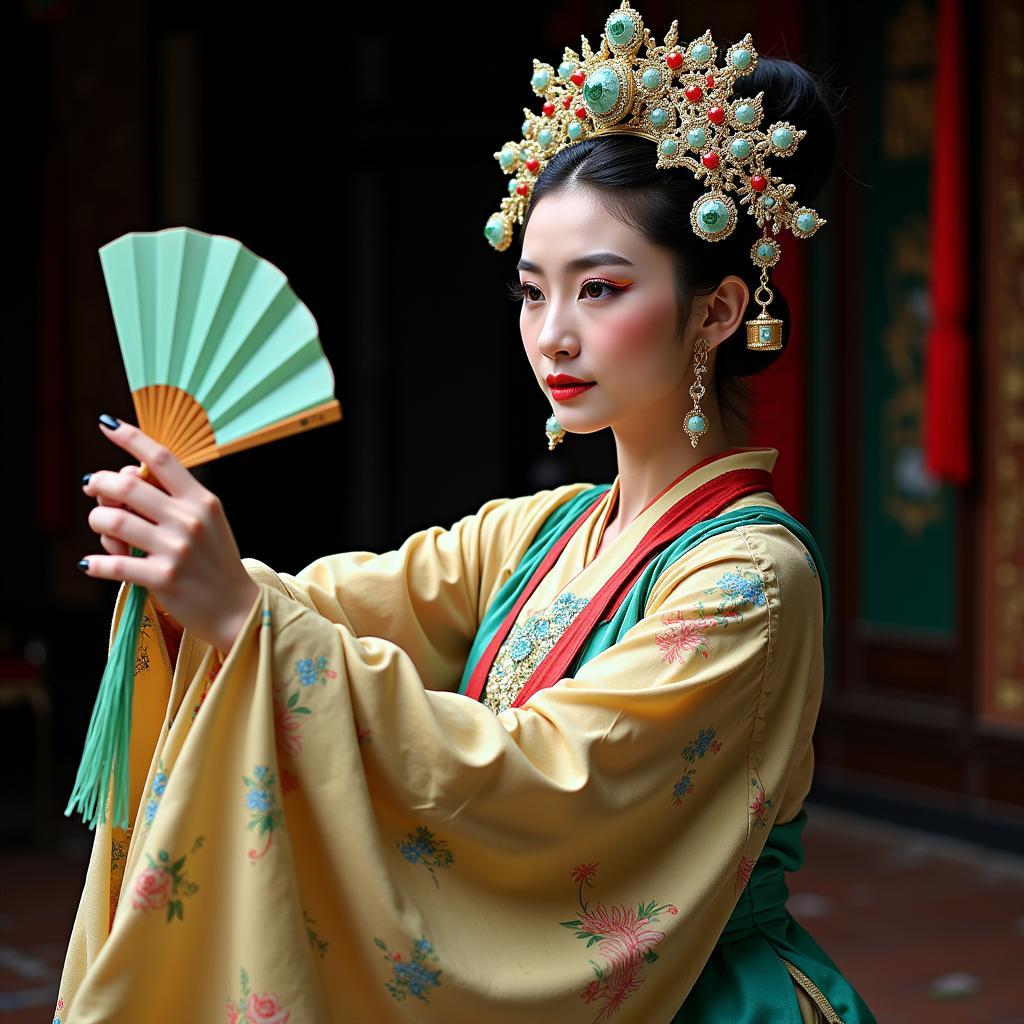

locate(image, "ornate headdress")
[[484, 0, 826, 352]]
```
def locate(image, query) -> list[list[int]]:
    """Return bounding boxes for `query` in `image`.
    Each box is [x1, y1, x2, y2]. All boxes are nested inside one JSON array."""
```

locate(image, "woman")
[[55, 16, 877, 1024]]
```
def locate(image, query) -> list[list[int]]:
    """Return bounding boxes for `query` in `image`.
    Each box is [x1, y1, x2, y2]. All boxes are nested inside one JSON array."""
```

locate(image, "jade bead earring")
[[545, 414, 565, 450], [683, 336, 710, 447]]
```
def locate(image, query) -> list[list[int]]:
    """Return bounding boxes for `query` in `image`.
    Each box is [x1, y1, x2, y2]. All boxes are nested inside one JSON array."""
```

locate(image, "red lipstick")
[[546, 373, 596, 402]]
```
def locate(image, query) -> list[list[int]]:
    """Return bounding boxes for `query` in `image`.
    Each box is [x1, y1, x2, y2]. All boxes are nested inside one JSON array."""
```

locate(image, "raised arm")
[[238, 481, 595, 691]]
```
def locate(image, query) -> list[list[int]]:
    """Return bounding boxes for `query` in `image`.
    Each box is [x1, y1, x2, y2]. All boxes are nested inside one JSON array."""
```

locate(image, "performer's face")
[[517, 188, 702, 439]]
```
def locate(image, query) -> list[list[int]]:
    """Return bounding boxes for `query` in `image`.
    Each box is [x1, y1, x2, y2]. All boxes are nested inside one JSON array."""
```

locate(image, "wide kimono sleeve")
[[236, 481, 595, 692], [60, 518, 824, 1024]]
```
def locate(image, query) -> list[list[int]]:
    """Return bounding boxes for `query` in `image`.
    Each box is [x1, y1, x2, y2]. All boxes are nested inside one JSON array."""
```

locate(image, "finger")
[[84, 467, 172, 525], [97, 416, 195, 498], [100, 531, 132, 557], [94, 465, 144, 510], [76, 551, 173, 590], [86, 504, 172, 557]]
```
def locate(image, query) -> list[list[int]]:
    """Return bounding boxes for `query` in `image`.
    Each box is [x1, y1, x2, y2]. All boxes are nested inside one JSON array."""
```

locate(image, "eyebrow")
[[515, 251, 636, 274]]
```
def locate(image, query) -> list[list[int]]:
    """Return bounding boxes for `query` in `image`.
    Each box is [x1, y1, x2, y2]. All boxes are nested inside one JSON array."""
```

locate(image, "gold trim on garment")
[[780, 957, 845, 1024]]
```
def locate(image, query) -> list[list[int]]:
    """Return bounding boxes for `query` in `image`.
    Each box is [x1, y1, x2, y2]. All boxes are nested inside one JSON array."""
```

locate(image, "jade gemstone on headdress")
[[731, 48, 752, 69], [690, 42, 711, 62], [538, 128, 553, 147], [686, 127, 706, 148], [484, 215, 506, 246], [521, 119, 531, 137], [761, 195, 775, 207], [607, 12, 636, 46], [757, 242, 774, 259], [499, 146, 518, 169], [642, 68, 662, 89], [584, 67, 620, 114], [735, 104, 756, 124], [730, 137, 751, 158], [698, 199, 731, 233], [772, 127, 794, 149], [567, 122, 583, 140], [688, 414, 706, 433], [532, 69, 550, 90], [558, 61, 575, 80], [649, 108, 669, 126], [661, 138, 678, 155], [508, 179, 518, 193], [797, 212, 816, 230]]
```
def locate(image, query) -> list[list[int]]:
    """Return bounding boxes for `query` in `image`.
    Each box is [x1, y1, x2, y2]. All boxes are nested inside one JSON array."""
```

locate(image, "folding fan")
[[65, 226, 343, 830]]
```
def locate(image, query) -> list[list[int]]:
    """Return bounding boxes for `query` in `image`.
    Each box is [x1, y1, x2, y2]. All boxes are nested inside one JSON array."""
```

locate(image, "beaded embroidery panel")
[[482, 592, 590, 714]]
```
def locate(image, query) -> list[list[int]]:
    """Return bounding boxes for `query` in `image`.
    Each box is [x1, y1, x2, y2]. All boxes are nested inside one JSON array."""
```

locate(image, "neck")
[[607, 384, 735, 529]]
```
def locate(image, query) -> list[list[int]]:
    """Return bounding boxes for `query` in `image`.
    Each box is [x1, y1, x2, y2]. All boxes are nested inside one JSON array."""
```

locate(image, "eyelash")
[[506, 278, 626, 305]]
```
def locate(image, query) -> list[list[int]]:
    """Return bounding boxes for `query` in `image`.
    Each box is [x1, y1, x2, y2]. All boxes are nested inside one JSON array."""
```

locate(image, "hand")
[[80, 416, 261, 654]]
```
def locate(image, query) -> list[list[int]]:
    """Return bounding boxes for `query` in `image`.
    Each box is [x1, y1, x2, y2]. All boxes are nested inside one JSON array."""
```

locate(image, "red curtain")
[[923, 0, 971, 484]]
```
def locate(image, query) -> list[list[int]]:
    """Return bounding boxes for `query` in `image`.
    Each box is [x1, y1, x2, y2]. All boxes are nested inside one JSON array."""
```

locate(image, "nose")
[[535, 316, 582, 360]]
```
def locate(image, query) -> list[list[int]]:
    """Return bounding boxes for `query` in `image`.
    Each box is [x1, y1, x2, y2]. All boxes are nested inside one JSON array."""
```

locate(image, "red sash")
[[463, 453, 773, 707]]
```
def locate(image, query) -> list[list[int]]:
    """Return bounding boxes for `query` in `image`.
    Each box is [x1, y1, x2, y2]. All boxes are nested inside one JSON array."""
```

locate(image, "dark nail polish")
[[98, 413, 121, 430], [77, 559, 90, 572], [81, 472, 92, 486]]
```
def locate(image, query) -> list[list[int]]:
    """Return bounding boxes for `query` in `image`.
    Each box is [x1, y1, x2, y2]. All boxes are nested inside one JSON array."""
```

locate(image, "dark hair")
[[519, 56, 841, 439]]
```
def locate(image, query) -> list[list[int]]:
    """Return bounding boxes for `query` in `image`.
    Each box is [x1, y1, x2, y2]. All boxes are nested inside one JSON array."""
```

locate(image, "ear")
[[700, 275, 749, 350]]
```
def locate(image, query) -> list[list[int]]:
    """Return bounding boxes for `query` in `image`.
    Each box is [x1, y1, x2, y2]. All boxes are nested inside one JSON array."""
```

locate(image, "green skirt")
[[672, 809, 878, 1024]]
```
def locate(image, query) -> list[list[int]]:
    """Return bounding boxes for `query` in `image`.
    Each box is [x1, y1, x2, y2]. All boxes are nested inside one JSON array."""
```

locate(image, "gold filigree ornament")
[[484, 0, 827, 352]]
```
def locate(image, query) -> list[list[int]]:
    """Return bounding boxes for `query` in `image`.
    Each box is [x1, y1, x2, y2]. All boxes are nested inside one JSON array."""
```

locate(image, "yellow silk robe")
[[55, 446, 834, 1023]]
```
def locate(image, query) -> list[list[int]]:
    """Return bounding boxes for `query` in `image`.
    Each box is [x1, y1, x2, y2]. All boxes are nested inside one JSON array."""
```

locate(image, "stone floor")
[[1, 802, 1022, 1023]]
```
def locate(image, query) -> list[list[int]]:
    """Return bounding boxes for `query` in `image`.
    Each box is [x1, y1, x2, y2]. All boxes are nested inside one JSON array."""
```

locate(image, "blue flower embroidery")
[[374, 934, 443, 1003], [397, 825, 455, 889], [247, 789, 272, 812], [295, 655, 338, 687], [716, 569, 766, 607], [672, 724, 722, 806], [144, 799, 159, 824], [672, 775, 693, 801], [687, 727, 719, 760], [152, 771, 167, 796]]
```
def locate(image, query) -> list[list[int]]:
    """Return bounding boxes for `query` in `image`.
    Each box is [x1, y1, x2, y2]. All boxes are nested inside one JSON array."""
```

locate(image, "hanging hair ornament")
[[484, 0, 826, 353]]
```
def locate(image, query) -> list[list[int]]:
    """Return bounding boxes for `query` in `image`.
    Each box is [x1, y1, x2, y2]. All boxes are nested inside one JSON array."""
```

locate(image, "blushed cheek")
[[596, 301, 674, 364]]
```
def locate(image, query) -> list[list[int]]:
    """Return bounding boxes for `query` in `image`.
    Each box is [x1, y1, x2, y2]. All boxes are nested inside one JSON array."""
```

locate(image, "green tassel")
[[64, 546, 148, 830]]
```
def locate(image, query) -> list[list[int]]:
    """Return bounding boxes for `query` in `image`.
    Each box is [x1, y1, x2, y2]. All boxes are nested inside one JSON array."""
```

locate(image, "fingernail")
[[77, 559, 90, 572], [98, 413, 121, 429], [81, 472, 92, 486]]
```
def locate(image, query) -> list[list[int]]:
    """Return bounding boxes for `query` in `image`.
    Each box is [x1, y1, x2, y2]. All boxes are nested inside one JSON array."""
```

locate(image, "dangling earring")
[[545, 414, 565, 450], [683, 336, 710, 448]]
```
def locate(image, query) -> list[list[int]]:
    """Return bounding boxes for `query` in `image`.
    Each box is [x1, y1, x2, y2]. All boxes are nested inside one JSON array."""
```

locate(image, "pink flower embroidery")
[[749, 777, 774, 829], [225, 1000, 240, 1024], [571, 862, 599, 885], [131, 866, 172, 911], [579, 903, 667, 966], [280, 766, 299, 796], [560, 865, 677, 1018], [653, 610, 716, 664], [245, 992, 290, 1023], [273, 696, 304, 758], [735, 855, 756, 895]]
